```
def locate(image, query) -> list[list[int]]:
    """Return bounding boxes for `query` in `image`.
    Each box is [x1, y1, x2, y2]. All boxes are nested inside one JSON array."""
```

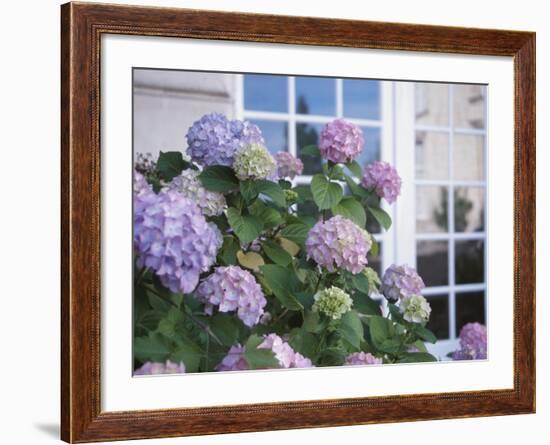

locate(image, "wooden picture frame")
[[61, 2, 535, 442]]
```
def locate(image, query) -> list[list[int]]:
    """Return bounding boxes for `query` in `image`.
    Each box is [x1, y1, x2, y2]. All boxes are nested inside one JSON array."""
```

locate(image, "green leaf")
[[370, 236, 379, 257], [226, 208, 262, 244], [288, 328, 318, 360], [311, 174, 343, 210], [303, 310, 325, 334], [301, 145, 321, 157], [332, 196, 367, 227], [198, 166, 239, 192], [240, 180, 258, 202], [378, 338, 402, 354], [412, 339, 429, 353], [369, 316, 395, 348], [209, 314, 240, 347], [345, 160, 363, 178], [170, 337, 203, 372], [279, 224, 310, 245], [244, 334, 280, 369], [236, 250, 265, 271], [344, 174, 369, 199], [157, 151, 188, 181], [414, 325, 438, 344], [219, 235, 240, 265], [351, 272, 370, 294], [255, 180, 286, 207], [260, 264, 303, 311], [157, 307, 183, 339], [134, 333, 171, 362], [248, 200, 283, 229], [351, 292, 381, 316], [338, 310, 364, 349], [367, 206, 392, 230], [146, 289, 172, 313], [263, 240, 293, 266], [295, 185, 313, 203], [397, 352, 438, 363]]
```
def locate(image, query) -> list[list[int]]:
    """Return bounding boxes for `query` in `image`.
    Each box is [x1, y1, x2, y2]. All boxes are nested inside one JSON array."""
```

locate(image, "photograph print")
[[132, 68, 487, 376]]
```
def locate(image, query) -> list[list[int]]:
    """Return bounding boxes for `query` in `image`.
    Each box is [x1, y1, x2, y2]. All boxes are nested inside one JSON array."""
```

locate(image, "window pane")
[[415, 131, 449, 180], [416, 186, 449, 233], [455, 291, 486, 336], [343, 79, 380, 120], [454, 187, 485, 233], [295, 77, 335, 116], [296, 122, 323, 175], [244, 74, 287, 112], [358, 127, 381, 166], [455, 240, 485, 284], [417, 240, 449, 287], [453, 134, 485, 181], [367, 241, 382, 276], [425, 294, 449, 340], [453, 84, 486, 129], [415, 83, 449, 127], [249, 119, 288, 155]]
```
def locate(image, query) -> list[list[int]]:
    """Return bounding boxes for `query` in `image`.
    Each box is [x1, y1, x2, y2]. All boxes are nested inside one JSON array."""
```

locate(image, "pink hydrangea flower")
[[319, 119, 364, 163], [380, 264, 425, 302], [134, 360, 186, 375], [216, 345, 249, 371], [361, 161, 402, 204], [452, 323, 487, 360], [345, 352, 382, 366], [275, 151, 304, 179]]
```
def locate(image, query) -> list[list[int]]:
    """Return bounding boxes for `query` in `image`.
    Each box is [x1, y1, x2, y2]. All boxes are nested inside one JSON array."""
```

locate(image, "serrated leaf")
[[278, 237, 300, 256], [344, 174, 369, 199], [239, 180, 258, 202], [209, 314, 240, 347], [351, 293, 381, 316], [332, 196, 367, 227], [157, 151, 188, 181], [397, 352, 438, 363], [311, 174, 343, 210], [288, 328, 318, 360], [236, 250, 265, 271], [170, 337, 203, 372], [219, 235, 240, 265], [414, 325, 438, 344], [260, 264, 303, 311], [226, 208, 262, 244], [198, 166, 239, 192], [351, 272, 370, 294], [244, 334, 280, 369], [134, 333, 171, 363], [345, 160, 363, 178], [248, 200, 283, 229], [262, 240, 292, 266], [369, 316, 394, 348], [338, 310, 364, 349], [255, 180, 286, 207], [367, 206, 392, 230], [279, 224, 310, 245]]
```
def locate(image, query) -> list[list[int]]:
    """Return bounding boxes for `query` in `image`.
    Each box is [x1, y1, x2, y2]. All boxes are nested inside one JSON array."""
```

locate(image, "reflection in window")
[[417, 240, 449, 287], [455, 291, 486, 336], [343, 79, 380, 120], [295, 77, 335, 116], [249, 119, 288, 154], [358, 127, 381, 166], [425, 294, 449, 340], [453, 134, 485, 181], [296, 122, 323, 175], [453, 84, 486, 129], [454, 187, 485, 233], [415, 131, 449, 180], [416, 186, 449, 233], [244, 74, 287, 112], [415, 83, 449, 126], [455, 240, 485, 284]]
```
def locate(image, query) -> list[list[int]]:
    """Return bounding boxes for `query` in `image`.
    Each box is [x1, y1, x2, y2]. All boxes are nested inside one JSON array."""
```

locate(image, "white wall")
[[0, 0, 546, 444]]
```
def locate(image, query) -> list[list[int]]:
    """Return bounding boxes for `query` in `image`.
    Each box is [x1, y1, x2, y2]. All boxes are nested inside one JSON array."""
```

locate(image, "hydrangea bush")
[[133, 114, 445, 375]]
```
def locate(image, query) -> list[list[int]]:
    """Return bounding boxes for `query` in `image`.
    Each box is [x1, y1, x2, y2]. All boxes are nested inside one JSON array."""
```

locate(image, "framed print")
[[61, 2, 535, 443]]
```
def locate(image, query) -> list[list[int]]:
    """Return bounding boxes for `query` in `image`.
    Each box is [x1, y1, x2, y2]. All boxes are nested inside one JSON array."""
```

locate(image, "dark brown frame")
[[61, 1, 536, 442]]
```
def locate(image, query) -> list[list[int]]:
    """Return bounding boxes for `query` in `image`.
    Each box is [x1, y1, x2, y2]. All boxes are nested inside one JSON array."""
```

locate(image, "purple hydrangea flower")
[[380, 264, 425, 302], [216, 334, 314, 371], [134, 170, 151, 194], [306, 215, 372, 274], [319, 119, 364, 163], [275, 151, 304, 180], [134, 152, 157, 176], [186, 113, 264, 167], [133, 189, 222, 294], [196, 266, 267, 327], [361, 161, 402, 204], [134, 360, 186, 375], [452, 323, 487, 360], [345, 352, 383, 366]]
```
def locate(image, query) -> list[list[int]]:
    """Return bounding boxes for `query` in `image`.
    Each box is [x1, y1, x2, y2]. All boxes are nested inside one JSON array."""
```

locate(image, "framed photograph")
[[61, 2, 535, 442]]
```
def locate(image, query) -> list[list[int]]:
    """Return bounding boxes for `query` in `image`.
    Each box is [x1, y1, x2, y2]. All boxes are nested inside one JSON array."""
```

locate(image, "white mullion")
[[416, 179, 486, 188], [336, 78, 344, 118], [234, 74, 244, 120], [448, 85, 456, 340], [423, 283, 486, 296], [416, 124, 485, 137], [416, 232, 486, 241]]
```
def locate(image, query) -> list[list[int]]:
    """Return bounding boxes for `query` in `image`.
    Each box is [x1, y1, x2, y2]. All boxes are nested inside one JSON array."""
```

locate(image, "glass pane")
[[453, 134, 485, 181], [358, 127, 381, 166], [249, 120, 288, 155], [425, 294, 449, 340], [415, 83, 449, 126], [455, 291, 486, 336], [416, 240, 449, 287], [415, 131, 449, 180], [244, 74, 287, 112], [455, 240, 485, 284], [295, 77, 335, 116], [416, 186, 449, 233], [343, 79, 380, 120], [453, 84, 486, 129], [296, 122, 323, 175], [367, 241, 382, 276], [454, 187, 485, 233]]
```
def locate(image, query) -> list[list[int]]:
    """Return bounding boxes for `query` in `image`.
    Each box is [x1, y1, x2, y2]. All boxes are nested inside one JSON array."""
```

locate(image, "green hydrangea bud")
[[284, 189, 299, 204], [313, 286, 353, 320], [362, 267, 381, 291], [401, 294, 431, 323], [233, 143, 276, 181]]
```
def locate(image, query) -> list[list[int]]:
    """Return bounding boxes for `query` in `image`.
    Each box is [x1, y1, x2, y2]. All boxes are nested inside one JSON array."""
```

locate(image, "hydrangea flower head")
[[363, 267, 382, 293], [135, 152, 157, 176], [165, 169, 226, 216], [319, 119, 364, 163], [380, 264, 425, 302], [305, 215, 372, 273], [134, 170, 151, 194], [361, 161, 402, 204], [196, 266, 267, 327], [133, 189, 221, 294], [313, 286, 353, 320], [134, 360, 186, 375], [401, 294, 431, 323], [233, 143, 277, 180], [216, 345, 249, 372], [275, 151, 304, 179], [452, 322, 487, 360], [186, 113, 263, 167], [345, 352, 382, 366]]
